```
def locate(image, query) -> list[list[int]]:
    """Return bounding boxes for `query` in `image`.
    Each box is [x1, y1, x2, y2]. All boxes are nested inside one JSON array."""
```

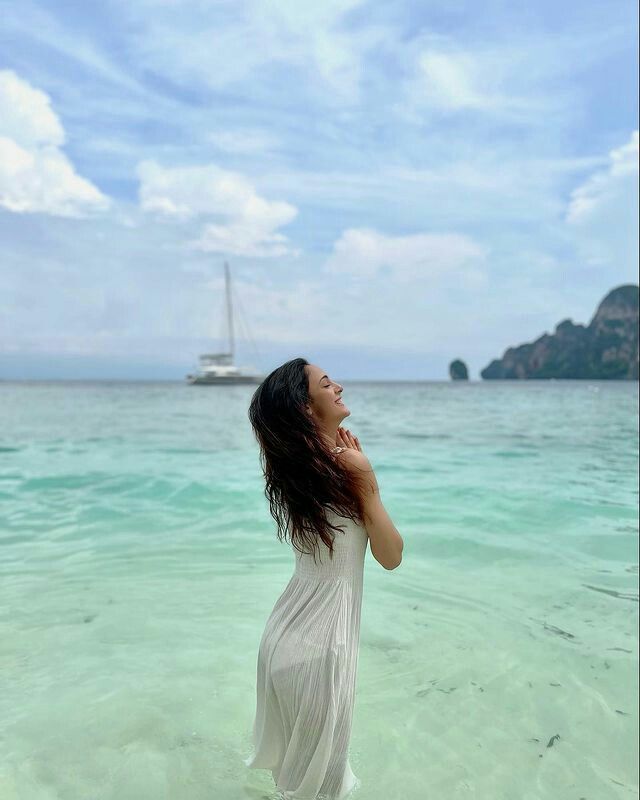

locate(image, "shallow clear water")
[[0, 379, 637, 800]]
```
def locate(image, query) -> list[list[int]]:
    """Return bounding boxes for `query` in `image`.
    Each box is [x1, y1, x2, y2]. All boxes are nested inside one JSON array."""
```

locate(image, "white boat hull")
[[186, 374, 262, 385]]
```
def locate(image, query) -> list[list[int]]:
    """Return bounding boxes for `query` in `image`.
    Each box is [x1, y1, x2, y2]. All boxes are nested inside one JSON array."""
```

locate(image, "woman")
[[243, 357, 404, 799]]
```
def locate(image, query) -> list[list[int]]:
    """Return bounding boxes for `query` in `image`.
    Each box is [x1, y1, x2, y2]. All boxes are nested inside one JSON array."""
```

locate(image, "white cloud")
[[418, 51, 497, 112], [405, 44, 547, 122], [566, 130, 639, 223], [208, 129, 280, 155], [251, 0, 380, 100], [122, 0, 383, 103], [0, 70, 109, 217], [136, 159, 299, 257], [399, 27, 623, 125], [194, 220, 299, 259], [324, 227, 489, 287], [0, 69, 64, 147], [564, 130, 639, 273]]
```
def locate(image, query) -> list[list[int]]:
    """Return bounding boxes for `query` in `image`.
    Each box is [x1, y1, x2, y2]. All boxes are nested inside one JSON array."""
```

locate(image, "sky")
[[0, 0, 638, 380]]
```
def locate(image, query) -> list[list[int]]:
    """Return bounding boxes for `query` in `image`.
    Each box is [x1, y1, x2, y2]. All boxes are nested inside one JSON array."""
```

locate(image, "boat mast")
[[224, 261, 235, 359]]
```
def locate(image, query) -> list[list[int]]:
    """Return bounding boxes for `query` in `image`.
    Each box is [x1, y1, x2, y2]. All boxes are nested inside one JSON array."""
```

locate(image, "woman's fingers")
[[340, 428, 357, 449], [335, 427, 362, 452]]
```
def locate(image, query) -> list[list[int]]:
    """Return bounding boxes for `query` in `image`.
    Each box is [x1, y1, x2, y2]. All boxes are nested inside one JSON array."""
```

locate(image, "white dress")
[[244, 448, 368, 799]]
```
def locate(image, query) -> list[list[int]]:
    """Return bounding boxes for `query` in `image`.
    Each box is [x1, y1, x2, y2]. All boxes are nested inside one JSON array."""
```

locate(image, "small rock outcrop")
[[481, 284, 639, 380], [449, 359, 469, 380]]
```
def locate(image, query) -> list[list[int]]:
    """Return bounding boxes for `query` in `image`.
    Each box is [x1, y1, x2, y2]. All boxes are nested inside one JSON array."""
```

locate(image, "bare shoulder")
[[336, 448, 372, 472], [336, 448, 378, 496]]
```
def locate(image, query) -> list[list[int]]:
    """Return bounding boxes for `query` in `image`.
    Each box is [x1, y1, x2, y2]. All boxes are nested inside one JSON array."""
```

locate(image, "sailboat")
[[186, 262, 265, 385]]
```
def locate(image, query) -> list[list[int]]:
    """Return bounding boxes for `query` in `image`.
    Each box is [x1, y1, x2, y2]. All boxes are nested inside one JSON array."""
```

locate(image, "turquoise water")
[[0, 379, 637, 800]]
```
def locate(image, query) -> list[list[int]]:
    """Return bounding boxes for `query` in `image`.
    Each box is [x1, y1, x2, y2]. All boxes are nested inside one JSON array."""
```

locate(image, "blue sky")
[[0, 0, 638, 380]]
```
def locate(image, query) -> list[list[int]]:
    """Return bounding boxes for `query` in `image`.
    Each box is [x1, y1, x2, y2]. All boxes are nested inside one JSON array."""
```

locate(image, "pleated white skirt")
[[245, 512, 367, 800]]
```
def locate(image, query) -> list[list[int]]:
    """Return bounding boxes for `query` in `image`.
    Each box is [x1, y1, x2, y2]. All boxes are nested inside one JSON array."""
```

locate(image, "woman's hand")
[[336, 427, 361, 451]]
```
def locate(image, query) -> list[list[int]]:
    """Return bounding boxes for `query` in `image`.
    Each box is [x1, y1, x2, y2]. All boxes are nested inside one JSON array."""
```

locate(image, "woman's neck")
[[317, 426, 339, 451]]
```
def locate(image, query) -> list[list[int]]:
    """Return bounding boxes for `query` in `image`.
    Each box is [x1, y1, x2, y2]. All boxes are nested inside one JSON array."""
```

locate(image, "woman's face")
[[304, 364, 350, 424]]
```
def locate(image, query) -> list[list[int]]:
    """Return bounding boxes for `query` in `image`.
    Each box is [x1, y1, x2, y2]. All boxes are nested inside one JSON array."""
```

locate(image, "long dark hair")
[[248, 357, 367, 561]]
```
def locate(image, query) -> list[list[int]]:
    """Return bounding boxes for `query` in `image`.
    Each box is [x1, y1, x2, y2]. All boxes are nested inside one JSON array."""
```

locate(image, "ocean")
[[0, 379, 637, 799]]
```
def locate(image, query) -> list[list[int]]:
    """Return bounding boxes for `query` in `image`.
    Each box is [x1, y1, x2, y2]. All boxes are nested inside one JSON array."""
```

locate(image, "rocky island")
[[449, 359, 469, 380], [481, 284, 639, 380]]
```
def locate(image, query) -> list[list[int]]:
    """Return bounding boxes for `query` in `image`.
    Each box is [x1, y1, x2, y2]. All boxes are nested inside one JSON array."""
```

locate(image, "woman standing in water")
[[244, 357, 403, 799]]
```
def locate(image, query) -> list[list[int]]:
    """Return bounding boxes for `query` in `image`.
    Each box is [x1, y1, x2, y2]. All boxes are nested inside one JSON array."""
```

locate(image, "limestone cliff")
[[481, 284, 639, 380]]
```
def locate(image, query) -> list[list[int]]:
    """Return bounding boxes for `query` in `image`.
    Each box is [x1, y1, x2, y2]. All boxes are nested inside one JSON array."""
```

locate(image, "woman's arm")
[[338, 448, 404, 570]]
